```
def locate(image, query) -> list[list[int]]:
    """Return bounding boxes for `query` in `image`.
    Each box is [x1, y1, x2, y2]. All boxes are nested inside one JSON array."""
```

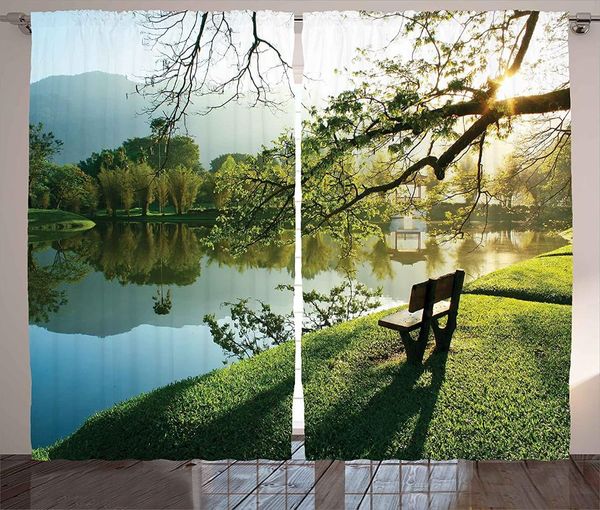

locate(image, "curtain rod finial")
[[571, 12, 591, 34], [0, 12, 31, 35]]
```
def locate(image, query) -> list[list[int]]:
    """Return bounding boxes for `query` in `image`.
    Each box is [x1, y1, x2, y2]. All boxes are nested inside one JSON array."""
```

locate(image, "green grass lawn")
[[302, 296, 571, 460], [464, 254, 572, 304], [34, 340, 295, 461], [304, 248, 573, 460], [34, 246, 572, 461], [28, 209, 96, 242], [537, 244, 573, 257], [93, 207, 218, 224]]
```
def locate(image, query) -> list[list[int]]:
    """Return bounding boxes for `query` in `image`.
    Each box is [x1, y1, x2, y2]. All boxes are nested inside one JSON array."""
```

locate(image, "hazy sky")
[[32, 9, 568, 98], [31, 10, 568, 171], [31, 10, 294, 84], [31, 11, 152, 83]]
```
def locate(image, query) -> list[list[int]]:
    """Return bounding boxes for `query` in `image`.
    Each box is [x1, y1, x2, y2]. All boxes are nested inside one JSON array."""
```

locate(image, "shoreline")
[[34, 240, 573, 461]]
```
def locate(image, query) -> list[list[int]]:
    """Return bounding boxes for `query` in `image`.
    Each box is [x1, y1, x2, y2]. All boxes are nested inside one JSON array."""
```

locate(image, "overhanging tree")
[[137, 10, 570, 249]]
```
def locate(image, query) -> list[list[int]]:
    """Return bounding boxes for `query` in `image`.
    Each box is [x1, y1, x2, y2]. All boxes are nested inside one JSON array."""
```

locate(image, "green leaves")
[[203, 279, 382, 361], [29, 123, 63, 200], [203, 297, 294, 362], [209, 133, 295, 252], [301, 280, 383, 332], [166, 165, 203, 215]]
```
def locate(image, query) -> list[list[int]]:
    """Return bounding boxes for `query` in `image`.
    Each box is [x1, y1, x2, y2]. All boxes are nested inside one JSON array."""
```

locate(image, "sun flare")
[[496, 74, 526, 100]]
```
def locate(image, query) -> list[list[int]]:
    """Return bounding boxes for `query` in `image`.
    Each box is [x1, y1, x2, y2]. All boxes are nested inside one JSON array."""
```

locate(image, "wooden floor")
[[1, 442, 598, 509]]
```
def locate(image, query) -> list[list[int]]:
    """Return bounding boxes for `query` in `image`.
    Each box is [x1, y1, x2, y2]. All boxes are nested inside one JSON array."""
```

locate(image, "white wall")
[[0, 11, 32, 456], [0, 0, 598, 455], [569, 21, 600, 455]]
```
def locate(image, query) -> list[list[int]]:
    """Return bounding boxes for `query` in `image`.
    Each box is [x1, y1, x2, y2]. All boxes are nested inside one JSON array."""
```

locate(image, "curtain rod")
[[0, 11, 597, 36], [0, 11, 299, 36], [0, 12, 31, 34], [570, 13, 600, 34]]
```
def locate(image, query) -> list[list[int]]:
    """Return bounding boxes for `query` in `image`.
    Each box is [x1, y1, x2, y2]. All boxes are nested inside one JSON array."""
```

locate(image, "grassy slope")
[[304, 250, 573, 460], [35, 246, 572, 461], [28, 209, 96, 242], [303, 296, 571, 460], [464, 254, 572, 304], [35, 340, 295, 461], [537, 244, 573, 257]]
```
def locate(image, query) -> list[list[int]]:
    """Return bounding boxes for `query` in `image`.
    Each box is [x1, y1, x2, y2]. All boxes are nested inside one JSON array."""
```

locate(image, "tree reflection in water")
[[27, 222, 295, 324], [302, 227, 568, 284], [28, 222, 566, 353], [152, 287, 172, 315], [28, 242, 90, 323]]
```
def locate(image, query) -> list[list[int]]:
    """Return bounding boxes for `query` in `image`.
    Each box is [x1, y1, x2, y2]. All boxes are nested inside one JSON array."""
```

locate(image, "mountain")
[[30, 72, 147, 165], [30, 71, 293, 168]]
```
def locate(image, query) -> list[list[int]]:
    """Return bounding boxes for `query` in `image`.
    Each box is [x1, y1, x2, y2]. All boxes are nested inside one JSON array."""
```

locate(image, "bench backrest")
[[408, 270, 465, 313]]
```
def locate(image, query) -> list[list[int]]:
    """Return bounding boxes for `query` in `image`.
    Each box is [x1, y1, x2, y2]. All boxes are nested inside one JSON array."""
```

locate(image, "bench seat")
[[378, 300, 450, 332], [377, 270, 464, 364]]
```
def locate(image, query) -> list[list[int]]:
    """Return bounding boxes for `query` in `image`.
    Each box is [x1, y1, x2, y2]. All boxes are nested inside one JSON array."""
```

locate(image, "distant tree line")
[[421, 140, 572, 233], [28, 121, 252, 218]]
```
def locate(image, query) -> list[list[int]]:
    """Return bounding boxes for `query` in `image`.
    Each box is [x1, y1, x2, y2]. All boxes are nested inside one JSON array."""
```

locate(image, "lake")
[[303, 223, 569, 308], [29, 221, 568, 447]]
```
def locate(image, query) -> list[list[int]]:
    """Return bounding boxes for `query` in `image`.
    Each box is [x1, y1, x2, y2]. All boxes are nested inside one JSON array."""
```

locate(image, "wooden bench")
[[378, 269, 465, 365]]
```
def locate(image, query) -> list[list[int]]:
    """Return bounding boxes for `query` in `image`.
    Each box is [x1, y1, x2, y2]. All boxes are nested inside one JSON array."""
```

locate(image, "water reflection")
[[27, 221, 566, 448], [28, 222, 295, 448], [303, 227, 568, 307], [28, 222, 295, 329], [28, 243, 90, 324]]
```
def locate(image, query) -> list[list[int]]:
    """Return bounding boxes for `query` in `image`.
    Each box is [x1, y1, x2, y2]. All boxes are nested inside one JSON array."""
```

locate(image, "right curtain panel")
[[301, 10, 572, 460]]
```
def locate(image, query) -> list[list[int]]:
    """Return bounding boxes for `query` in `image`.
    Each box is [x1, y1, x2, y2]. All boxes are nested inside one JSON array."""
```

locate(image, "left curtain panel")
[[29, 10, 296, 460]]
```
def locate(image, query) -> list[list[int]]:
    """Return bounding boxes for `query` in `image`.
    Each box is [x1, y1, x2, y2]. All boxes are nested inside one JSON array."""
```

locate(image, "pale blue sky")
[[31, 11, 157, 83], [30, 10, 295, 84]]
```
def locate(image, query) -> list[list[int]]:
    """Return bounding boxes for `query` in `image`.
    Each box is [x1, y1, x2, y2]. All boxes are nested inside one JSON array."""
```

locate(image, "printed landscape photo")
[[29, 10, 296, 460], [28, 9, 572, 461], [299, 10, 572, 460]]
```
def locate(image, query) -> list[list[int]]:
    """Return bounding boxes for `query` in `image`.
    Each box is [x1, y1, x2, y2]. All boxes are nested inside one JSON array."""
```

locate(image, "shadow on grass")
[[47, 373, 294, 461], [304, 294, 572, 461], [305, 345, 448, 460], [538, 252, 573, 257]]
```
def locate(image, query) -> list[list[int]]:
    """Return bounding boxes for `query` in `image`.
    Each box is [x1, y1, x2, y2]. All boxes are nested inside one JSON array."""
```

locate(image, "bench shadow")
[[306, 347, 449, 460]]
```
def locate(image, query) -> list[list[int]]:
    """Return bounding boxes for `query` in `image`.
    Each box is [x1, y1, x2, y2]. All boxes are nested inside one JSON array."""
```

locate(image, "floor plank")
[[1, 454, 598, 509], [571, 456, 600, 496]]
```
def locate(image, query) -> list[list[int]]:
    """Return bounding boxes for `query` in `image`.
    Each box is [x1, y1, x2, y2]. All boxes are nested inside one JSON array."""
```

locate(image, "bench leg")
[[399, 328, 429, 366], [432, 314, 457, 352]]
